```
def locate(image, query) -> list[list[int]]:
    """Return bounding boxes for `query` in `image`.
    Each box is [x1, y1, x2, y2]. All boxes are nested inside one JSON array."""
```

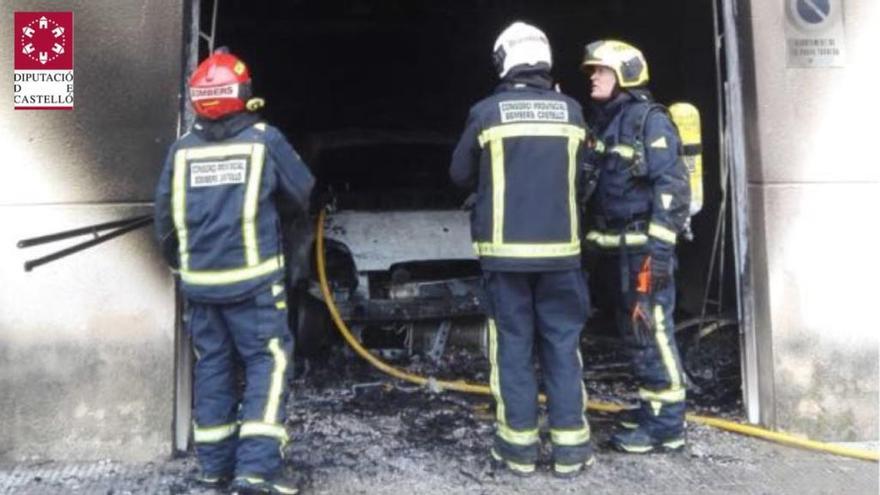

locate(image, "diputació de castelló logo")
[[14, 12, 74, 110]]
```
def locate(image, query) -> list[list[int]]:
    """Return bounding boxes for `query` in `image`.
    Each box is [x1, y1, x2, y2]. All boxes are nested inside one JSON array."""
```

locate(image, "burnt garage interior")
[[199, 0, 741, 406]]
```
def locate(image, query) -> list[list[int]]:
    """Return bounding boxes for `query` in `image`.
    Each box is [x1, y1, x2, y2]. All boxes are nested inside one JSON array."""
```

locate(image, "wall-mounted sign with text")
[[785, 0, 846, 68]]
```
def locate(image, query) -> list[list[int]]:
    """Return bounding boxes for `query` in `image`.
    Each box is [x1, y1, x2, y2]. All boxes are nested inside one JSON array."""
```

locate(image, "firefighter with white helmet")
[[581, 40, 691, 453], [451, 22, 594, 478], [154, 49, 313, 494]]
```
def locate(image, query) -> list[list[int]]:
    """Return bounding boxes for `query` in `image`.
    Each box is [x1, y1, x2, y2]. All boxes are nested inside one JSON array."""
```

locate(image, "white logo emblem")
[[19, 15, 67, 65]]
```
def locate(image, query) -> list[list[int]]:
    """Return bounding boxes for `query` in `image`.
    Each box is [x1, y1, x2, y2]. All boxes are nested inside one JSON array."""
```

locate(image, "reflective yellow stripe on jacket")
[[648, 222, 677, 244], [180, 255, 284, 286], [476, 123, 585, 259], [584, 230, 649, 248], [172, 150, 190, 270], [242, 144, 266, 266]]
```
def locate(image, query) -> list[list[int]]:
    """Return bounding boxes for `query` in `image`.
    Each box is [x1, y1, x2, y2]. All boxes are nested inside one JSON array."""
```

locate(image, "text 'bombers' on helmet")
[[492, 21, 552, 78], [581, 40, 650, 88], [188, 51, 252, 120]]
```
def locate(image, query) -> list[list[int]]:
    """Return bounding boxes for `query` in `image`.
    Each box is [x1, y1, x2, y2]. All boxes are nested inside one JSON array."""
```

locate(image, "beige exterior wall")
[[0, 1, 183, 461], [745, 0, 880, 440]]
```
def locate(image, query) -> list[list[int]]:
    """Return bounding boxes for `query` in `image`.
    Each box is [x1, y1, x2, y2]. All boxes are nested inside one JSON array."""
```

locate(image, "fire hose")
[[315, 210, 878, 462]]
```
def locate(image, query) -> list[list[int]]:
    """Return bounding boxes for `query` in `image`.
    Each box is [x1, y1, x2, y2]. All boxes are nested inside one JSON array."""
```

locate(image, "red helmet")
[[188, 51, 251, 120]]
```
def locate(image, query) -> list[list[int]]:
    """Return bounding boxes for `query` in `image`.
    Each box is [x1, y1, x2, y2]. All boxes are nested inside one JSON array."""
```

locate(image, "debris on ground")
[[1, 345, 876, 495]]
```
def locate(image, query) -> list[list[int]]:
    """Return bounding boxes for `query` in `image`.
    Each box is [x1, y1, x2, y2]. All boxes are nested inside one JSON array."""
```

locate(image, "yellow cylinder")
[[669, 102, 703, 216]]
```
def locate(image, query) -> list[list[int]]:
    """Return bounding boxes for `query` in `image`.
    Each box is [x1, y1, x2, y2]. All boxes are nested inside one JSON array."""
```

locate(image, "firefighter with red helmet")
[[154, 49, 313, 494]]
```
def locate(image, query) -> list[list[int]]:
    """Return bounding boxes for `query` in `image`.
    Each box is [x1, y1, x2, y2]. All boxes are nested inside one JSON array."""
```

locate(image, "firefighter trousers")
[[187, 280, 293, 479], [613, 252, 686, 437], [482, 269, 592, 467]]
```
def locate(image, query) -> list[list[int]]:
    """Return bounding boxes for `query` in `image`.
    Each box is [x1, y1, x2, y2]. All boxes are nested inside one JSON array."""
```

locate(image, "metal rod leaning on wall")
[[17, 214, 152, 248], [18, 215, 154, 272]]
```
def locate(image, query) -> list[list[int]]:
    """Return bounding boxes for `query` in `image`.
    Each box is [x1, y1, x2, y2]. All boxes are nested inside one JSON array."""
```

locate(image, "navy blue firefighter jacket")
[[450, 70, 588, 272], [585, 90, 690, 255], [154, 112, 315, 302]]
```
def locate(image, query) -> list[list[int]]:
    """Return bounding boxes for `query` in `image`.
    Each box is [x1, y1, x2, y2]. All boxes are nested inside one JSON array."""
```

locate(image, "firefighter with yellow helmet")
[[581, 40, 691, 453]]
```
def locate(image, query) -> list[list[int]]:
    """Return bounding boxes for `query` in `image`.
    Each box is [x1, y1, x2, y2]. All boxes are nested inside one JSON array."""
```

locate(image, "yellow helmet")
[[580, 40, 649, 88]]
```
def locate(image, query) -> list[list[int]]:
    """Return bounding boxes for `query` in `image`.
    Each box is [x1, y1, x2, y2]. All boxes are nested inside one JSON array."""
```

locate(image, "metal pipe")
[[17, 214, 152, 248], [208, 0, 218, 53], [23, 217, 153, 272]]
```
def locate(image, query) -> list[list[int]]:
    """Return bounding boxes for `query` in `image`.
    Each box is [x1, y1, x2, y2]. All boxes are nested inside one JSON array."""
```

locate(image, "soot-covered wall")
[[0, 0, 183, 461]]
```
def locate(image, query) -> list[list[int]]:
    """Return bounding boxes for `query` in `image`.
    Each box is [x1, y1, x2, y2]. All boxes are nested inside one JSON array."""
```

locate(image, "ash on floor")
[[1, 349, 876, 495]]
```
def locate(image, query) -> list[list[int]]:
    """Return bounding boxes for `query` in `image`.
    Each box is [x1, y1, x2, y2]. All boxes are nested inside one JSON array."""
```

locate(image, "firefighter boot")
[[490, 448, 536, 478], [195, 471, 232, 489], [610, 401, 686, 454], [610, 426, 685, 453], [552, 444, 596, 479], [230, 475, 299, 495]]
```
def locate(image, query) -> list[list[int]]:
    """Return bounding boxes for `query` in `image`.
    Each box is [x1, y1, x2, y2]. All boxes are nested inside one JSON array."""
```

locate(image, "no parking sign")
[[785, 0, 846, 67]]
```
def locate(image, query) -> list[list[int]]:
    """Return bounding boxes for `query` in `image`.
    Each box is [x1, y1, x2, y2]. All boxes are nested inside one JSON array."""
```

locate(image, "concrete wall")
[[0, 1, 183, 461], [744, 0, 880, 440]]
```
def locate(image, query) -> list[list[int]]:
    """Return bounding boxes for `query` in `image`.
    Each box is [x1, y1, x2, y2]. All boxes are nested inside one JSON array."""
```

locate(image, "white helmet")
[[492, 21, 552, 78]]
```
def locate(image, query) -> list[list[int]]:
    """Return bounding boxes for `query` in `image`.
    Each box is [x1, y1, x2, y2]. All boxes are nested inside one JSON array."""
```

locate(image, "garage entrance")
[[175, 0, 752, 452]]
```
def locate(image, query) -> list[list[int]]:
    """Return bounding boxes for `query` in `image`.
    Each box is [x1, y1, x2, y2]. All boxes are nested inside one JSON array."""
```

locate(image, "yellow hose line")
[[687, 414, 880, 462], [314, 210, 878, 462]]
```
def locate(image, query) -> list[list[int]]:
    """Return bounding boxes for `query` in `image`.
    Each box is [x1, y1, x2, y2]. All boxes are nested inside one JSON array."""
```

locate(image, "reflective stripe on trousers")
[[611, 252, 686, 433], [187, 285, 293, 477], [483, 270, 592, 464]]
